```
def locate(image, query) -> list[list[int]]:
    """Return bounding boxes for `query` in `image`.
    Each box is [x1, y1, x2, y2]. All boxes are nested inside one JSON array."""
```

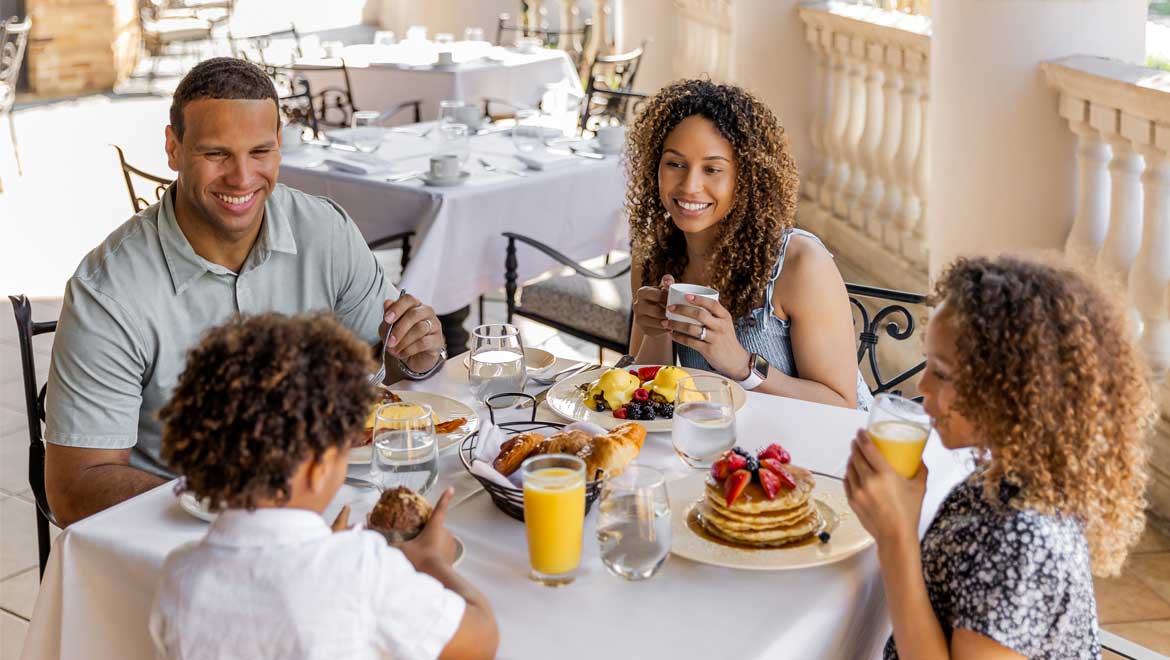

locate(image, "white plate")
[[350, 391, 479, 464], [421, 171, 470, 187], [545, 364, 747, 432], [179, 492, 216, 523], [588, 138, 622, 155], [667, 471, 873, 570], [461, 347, 555, 373]]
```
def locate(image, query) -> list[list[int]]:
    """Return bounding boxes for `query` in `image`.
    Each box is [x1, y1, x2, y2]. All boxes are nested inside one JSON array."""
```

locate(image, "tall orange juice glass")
[[521, 454, 586, 587], [867, 393, 931, 478]]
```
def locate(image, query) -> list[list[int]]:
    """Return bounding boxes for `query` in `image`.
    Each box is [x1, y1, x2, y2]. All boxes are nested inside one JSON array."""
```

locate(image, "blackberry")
[[731, 447, 750, 458], [658, 403, 674, 418], [644, 406, 656, 420]]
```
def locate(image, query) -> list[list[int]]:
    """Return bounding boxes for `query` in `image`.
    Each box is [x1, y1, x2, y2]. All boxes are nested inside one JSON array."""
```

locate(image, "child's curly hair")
[[159, 313, 377, 511], [625, 78, 800, 318], [932, 256, 1154, 576]]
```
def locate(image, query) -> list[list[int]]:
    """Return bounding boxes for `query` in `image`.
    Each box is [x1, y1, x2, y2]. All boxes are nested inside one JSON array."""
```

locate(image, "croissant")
[[536, 429, 593, 457], [492, 431, 545, 476], [584, 422, 646, 480]]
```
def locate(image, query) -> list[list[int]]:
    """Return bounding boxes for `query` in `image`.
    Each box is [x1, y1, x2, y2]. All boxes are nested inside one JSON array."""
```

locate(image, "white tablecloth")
[[278, 128, 627, 315], [295, 43, 579, 120], [22, 357, 973, 660]]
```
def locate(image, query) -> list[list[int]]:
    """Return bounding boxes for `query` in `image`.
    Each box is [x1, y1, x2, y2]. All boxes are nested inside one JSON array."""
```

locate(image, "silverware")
[[386, 170, 424, 183], [478, 157, 527, 177], [368, 298, 399, 385], [387, 127, 427, 137], [525, 355, 635, 409], [528, 361, 590, 386], [549, 147, 604, 160], [306, 139, 359, 152]]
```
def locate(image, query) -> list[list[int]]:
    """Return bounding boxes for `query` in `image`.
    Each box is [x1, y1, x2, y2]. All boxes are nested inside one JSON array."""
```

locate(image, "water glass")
[[435, 123, 470, 163], [523, 454, 586, 587], [373, 30, 396, 46], [867, 393, 931, 478], [438, 99, 466, 126], [463, 27, 485, 42], [596, 466, 670, 581], [406, 25, 427, 42], [371, 402, 438, 494], [434, 32, 455, 45], [512, 109, 546, 154], [671, 375, 736, 468], [350, 111, 383, 153], [468, 324, 526, 403]]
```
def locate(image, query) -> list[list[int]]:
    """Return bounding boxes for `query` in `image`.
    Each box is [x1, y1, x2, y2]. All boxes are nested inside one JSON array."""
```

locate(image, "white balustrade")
[[797, 1, 931, 291], [1043, 55, 1170, 377], [672, 0, 734, 81]]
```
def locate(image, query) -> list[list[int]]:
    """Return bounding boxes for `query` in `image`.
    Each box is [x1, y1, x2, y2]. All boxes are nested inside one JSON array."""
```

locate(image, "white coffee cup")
[[665, 283, 719, 325], [596, 125, 626, 153], [516, 36, 541, 53], [436, 51, 455, 66], [429, 154, 461, 180], [280, 123, 304, 149], [451, 104, 483, 129]]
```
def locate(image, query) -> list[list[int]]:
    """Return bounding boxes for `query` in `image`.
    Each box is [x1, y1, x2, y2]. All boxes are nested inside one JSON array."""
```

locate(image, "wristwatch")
[[735, 353, 769, 391], [399, 346, 448, 380]]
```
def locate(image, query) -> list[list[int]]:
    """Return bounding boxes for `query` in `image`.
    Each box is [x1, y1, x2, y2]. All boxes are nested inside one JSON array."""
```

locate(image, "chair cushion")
[[518, 258, 631, 347]]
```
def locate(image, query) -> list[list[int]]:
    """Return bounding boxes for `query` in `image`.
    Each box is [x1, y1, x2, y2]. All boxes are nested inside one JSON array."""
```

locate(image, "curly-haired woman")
[[151, 313, 498, 660], [626, 78, 870, 409], [845, 256, 1153, 659]]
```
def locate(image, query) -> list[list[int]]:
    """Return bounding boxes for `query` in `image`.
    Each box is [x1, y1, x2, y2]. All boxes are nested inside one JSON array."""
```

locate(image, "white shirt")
[[149, 508, 465, 660]]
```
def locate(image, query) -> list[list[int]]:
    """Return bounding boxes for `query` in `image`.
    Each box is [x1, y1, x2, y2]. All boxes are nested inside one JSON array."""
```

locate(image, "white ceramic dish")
[[461, 346, 555, 373], [421, 171, 470, 187]]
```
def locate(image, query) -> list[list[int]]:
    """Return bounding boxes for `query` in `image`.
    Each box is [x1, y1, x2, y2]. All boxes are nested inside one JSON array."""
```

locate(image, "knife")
[[526, 354, 636, 409]]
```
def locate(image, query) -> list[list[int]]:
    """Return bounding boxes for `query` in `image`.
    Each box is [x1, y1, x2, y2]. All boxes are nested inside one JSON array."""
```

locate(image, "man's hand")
[[381, 294, 444, 375]]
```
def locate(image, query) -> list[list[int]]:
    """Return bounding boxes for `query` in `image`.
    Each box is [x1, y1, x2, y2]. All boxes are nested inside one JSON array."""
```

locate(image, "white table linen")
[[23, 356, 972, 660], [278, 129, 627, 315]]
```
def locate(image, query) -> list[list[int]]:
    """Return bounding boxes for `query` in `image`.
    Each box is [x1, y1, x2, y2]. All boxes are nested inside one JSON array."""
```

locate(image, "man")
[[44, 58, 447, 526]]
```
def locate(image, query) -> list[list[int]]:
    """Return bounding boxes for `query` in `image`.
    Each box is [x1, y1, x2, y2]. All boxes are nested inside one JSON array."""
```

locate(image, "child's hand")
[[401, 487, 458, 567], [330, 505, 352, 533]]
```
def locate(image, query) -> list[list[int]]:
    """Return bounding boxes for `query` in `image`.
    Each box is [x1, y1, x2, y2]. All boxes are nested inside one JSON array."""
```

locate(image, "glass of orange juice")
[[521, 453, 586, 587], [867, 393, 931, 478]]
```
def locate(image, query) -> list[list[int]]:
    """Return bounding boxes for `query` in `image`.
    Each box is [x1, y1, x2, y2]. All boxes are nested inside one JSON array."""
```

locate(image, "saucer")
[[421, 171, 470, 187], [590, 139, 622, 155]]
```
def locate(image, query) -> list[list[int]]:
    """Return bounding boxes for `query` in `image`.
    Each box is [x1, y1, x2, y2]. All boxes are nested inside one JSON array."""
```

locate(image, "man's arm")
[[45, 445, 165, 527]]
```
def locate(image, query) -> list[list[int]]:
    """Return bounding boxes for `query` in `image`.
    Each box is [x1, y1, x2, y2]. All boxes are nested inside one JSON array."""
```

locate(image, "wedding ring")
[[423, 318, 434, 334], [699, 326, 708, 342]]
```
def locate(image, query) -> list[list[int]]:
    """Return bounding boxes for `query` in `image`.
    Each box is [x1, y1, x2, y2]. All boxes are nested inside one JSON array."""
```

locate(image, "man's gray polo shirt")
[[44, 183, 395, 477]]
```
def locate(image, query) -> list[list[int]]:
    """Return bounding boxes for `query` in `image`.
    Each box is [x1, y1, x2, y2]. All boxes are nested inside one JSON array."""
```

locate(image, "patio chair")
[[138, 0, 218, 81], [0, 16, 31, 190], [113, 145, 172, 213], [495, 13, 594, 70], [8, 295, 59, 580], [845, 283, 927, 401], [229, 24, 301, 67], [578, 42, 648, 135]]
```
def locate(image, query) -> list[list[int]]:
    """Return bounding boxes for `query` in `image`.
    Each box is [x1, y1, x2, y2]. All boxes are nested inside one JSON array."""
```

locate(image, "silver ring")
[[423, 318, 434, 334], [699, 326, 707, 342]]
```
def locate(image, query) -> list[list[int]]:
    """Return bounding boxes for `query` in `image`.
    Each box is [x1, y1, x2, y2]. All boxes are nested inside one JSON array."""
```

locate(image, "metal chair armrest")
[[503, 232, 629, 280]]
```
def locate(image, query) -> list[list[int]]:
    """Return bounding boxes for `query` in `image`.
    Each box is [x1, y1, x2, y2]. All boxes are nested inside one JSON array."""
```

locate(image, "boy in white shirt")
[[149, 313, 498, 660]]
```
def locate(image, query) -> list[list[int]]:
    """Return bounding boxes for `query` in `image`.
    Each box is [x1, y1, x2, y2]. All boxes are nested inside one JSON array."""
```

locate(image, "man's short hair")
[[169, 57, 280, 141]]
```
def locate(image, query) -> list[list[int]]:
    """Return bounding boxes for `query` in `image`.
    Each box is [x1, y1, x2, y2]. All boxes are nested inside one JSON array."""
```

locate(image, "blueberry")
[[731, 447, 750, 458], [745, 456, 759, 473], [818, 531, 831, 544]]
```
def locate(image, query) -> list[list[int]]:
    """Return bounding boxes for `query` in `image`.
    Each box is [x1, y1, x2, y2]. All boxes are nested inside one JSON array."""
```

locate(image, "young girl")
[[846, 256, 1152, 659], [150, 313, 498, 660], [625, 79, 869, 409]]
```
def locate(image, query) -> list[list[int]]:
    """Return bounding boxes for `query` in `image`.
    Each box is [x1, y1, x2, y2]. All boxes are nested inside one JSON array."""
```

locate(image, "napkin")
[[514, 150, 577, 171], [323, 152, 396, 176], [470, 422, 529, 489]]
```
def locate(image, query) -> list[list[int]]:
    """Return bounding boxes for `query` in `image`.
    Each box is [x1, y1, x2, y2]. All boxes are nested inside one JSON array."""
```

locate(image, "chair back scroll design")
[[113, 145, 173, 213], [846, 283, 927, 401]]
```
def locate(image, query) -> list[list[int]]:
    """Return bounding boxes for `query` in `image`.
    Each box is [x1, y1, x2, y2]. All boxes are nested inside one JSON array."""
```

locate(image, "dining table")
[[20, 355, 973, 660]]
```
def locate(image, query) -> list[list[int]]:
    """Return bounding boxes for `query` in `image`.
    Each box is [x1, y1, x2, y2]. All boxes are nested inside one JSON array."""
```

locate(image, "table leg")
[[439, 305, 471, 355]]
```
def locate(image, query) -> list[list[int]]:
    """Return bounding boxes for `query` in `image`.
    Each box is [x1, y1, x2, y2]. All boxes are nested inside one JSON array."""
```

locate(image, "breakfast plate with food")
[[667, 444, 873, 570], [544, 365, 747, 432], [350, 387, 478, 463]]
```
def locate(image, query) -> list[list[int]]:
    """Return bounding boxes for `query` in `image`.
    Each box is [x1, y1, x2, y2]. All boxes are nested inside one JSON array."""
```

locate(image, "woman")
[[845, 256, 1153, 659], [626, 79, 869, 408]]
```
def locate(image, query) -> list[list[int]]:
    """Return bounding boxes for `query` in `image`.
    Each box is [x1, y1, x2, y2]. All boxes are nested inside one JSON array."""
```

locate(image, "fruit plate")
[[666, 471, 873, 570], [544, 365, 746, 432], [349, 391, 479, 464]]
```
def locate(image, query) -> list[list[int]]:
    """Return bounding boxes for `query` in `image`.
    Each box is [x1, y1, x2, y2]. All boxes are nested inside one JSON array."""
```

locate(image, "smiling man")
[[43, 58, 446, 526]]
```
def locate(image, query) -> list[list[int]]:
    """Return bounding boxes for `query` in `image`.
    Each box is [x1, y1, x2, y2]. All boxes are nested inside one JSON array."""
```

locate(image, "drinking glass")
[[406, 25, 427, 42], [596, 466, 670, 581], [512, 109, 546, 154], [671, 375, 736, 468], [438, 99, 466, 126], [463, 26, 485, 42], [370, 402, 438, 494], [435, 122, 470, 164], [867, 393, 931, 478], [434, 32, 455, 45], [350, 111, 383, 153], [522, 454, 586, 586], [373, 30, 396, 46], [468, 324, 526, 403]]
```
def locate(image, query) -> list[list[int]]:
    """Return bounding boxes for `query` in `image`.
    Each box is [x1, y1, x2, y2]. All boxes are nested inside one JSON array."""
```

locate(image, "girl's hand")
[[843, 429, 927, 546], [330, 505, 352, 533], [633, 275, 674, 338], [664, 294, 750, 378]]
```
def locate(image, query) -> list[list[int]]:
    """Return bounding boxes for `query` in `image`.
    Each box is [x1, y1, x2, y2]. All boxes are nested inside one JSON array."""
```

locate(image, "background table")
[[21, 356, 972, 660]]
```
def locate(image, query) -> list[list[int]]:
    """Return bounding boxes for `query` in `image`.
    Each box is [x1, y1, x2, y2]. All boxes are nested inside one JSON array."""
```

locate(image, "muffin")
[[367, 487, 431, 543]]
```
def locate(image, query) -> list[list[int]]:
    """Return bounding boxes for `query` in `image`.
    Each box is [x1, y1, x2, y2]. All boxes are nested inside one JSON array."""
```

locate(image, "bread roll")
[[492, 431, 545, 476]]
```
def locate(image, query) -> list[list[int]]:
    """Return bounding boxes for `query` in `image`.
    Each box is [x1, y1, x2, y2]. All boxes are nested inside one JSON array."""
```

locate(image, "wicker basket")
[[458, 393, 602, 521]]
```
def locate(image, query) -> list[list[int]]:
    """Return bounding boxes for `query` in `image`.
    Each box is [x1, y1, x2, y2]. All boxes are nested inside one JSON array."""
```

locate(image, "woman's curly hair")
[[932, 256, 1154, 577], [159, 313, 377, 511], [625, 79, 800, 318]]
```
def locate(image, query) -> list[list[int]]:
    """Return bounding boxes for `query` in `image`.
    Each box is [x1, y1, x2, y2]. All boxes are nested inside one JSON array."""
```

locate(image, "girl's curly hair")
[[625, 79, 800, 318], [159, 313, 377, 511], [932, 256, 1154, 577]]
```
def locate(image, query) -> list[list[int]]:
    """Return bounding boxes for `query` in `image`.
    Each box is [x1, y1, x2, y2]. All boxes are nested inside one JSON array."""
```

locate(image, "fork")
[[368, 294, 401, 385], [478, 157, 527, 177]]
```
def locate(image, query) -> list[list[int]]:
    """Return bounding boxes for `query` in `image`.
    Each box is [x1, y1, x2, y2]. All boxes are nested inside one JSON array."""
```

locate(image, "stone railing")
[[672, 0, 733, 81], [851, 0, 930, 16], [796, 2, 931, 292], [1043, 56, 1170, 381]]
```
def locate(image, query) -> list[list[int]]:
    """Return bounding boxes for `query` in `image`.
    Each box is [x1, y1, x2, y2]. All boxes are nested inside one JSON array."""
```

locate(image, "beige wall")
[[372, 0, 514, 40]]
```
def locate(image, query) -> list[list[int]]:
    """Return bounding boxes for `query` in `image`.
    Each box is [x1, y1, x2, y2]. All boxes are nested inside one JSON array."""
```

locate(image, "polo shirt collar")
[[205, 507, 330, 548]]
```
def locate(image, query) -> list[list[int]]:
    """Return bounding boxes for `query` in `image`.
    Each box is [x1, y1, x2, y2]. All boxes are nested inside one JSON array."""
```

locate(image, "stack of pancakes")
[[698, 465, 824, 547]]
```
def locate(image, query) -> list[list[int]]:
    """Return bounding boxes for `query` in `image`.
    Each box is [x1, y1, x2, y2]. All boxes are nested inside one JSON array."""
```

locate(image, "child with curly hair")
[[149, 313, 498, 660], [625, 78, 870, 408], [845, 256, 1153, 659]]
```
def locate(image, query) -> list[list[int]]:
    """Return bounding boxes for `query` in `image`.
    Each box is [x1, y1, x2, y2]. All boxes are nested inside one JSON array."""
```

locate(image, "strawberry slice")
[[710, 457, 732, 480], [637, 366, 663, 381], [723, 469, 751, 506], [758, 467, 782, 500], [760, 458, 797, 490], [725, 452, 748, 472], [758, 443, 791, 464]]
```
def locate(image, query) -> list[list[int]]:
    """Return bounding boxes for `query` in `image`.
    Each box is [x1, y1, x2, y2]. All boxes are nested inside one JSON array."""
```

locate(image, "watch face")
[[752, 353, 769, 378]]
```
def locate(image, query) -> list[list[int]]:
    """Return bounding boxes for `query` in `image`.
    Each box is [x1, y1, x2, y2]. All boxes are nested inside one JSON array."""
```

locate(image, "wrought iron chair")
[[578, 42, 647, 135], [846, 283, 927, 400], [8, 295, 58, 580], [229, 25, 302, 67], [502, 232, 631, 355], [138, 0, 218, 81], [0, 16, 31, 190], [579, 88, 648, 136], [261, 65, 320, 137], [495, 13, 593, 70], [113, 145, 172, 213]]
